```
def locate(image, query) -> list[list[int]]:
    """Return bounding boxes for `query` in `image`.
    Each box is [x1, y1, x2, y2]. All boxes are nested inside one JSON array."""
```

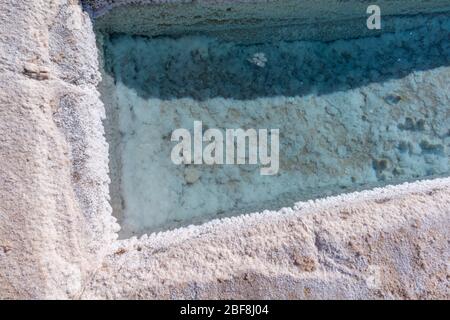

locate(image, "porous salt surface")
[[102, 15, 450, 235]]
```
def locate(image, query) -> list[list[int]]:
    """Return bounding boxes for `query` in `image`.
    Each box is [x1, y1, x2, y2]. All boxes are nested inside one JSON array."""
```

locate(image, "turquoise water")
[[101, 15, 450, 235]]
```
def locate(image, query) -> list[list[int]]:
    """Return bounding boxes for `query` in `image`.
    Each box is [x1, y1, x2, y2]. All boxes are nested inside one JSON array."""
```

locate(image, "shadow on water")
[[103, 15, 450, 101]]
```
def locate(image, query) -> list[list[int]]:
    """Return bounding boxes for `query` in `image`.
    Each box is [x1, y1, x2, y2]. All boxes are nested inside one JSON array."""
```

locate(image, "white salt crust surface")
[[83, 178, 450, 299], [0, 0, 118, 299], [0, 0, 449, 299]]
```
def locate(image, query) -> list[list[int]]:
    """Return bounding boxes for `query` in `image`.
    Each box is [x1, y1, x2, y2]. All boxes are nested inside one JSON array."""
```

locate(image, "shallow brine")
[[99, 14, 450, 236]]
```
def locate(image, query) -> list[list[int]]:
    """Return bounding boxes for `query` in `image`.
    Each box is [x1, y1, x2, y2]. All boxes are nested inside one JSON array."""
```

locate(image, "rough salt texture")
[[0, 0, 449, 299], [83, 178, 450, 299], [0, 0, 118, 299]]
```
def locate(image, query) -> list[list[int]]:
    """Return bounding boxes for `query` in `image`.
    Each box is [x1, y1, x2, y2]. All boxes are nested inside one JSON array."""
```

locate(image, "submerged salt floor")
[[102, 15, 450, 235]]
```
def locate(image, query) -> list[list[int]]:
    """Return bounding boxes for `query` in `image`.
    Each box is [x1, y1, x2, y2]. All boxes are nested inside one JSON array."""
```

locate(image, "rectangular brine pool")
[[97, 8, 450, 236]]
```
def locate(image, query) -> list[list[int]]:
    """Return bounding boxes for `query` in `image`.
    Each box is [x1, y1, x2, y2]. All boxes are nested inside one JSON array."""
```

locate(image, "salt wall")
[[86, 0, 450, 42], [0, 0, 449, 299]]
